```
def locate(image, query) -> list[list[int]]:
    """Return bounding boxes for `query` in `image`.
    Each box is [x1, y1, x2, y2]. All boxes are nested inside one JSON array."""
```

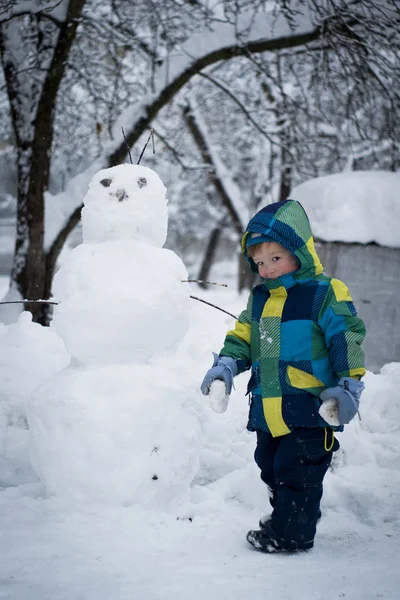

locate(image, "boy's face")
[[252, 242, 299, 280]]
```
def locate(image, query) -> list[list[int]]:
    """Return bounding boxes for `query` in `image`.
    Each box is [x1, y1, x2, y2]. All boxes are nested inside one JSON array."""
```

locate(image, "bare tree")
[[1, 0, 399, 322], [0, 0, 86, 321]]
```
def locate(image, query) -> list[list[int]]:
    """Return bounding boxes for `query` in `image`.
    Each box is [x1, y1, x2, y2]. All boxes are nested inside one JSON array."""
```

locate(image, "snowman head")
[[81, 164, 168, 246]]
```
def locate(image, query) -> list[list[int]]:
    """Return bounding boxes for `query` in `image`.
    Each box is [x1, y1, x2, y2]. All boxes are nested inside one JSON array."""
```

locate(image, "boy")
[[200, 199, 366, 553]]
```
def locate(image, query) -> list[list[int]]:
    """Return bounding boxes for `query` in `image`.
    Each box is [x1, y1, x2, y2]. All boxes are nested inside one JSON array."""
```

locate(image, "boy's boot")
[[246, 528, 283, 553], [258, 509, 322, 530], [247, 520, 313, 553]]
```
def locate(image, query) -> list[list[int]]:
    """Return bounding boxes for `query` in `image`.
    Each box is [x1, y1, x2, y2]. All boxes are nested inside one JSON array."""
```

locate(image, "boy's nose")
[[260, 265, 275, 278]]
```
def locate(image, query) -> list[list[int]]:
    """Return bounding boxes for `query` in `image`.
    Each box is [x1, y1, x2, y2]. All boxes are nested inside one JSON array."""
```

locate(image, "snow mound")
[[322, 362, 400, 528], [291, 171, 400, 248], [0, 312, 70, 424], [29, 363, 203, 508]]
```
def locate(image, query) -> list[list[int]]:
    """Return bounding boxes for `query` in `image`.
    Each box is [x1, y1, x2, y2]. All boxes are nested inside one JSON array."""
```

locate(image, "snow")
[[29, 362, 203, 507], [0, 311, 70, 490], [190, 102, 249, 226], [155, 9, 315, 92], [1, 162, 400, 597], [81, 165, 168, 247], [208, 379, 230, 413], [45, 162, 169, 250], [109, 5, 316, 160], [50, 164, 189, 365], [44, 159, 103, 251], [52, 240, 190, 364], [0, 288, 400, 599], [0, 312, 70, 428], [0, 279, 27, 326], [31, 163, 198, 509], [291, 171, 400, 248], [0, 276, 9, 298], [1, 1, 69, 22], [318, 398, 340, 427]]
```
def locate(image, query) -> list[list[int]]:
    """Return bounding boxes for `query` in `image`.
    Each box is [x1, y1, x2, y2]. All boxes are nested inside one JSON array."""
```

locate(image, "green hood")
[[242, 199, 324, 282]]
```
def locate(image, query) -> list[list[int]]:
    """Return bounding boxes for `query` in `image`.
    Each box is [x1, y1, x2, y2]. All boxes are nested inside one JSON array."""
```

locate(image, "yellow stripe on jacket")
[[226, 321, 251, 345], [260, 286, 290, 437]]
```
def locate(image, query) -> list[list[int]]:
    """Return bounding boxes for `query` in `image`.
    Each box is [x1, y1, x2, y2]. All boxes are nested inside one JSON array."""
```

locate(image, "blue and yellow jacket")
[[220, 199, 366, 437]]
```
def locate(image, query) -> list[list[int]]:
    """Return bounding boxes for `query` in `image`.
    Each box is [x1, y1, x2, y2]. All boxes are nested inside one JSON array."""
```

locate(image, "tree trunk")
[[197, 227, 223, 288], [238, 253, 259, 292], [0, 0, 86, 323], [183, 104, 244, 237], [184, 103, 245, 291], [278, 146, 292, 203], [38, 205, 83, 325]]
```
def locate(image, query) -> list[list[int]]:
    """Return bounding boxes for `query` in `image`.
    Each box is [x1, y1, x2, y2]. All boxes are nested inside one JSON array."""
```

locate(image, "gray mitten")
[[200, 353, 238, 396], [320, 377, 364, 425]]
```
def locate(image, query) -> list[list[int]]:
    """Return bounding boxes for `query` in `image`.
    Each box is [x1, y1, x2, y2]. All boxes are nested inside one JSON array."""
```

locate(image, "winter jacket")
[[219, 199, 366, 437]]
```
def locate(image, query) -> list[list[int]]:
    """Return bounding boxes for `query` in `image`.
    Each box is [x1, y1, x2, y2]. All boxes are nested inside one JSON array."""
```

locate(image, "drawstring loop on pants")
[[324, 428, 335, 452]]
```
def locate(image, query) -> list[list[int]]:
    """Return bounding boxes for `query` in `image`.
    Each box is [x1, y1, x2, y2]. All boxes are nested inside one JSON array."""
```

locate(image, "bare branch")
[[153, 127, 208, 170], [108, 23, 325, 166], [43, 203, 83, 300], [183, 102, 244, 236], [198, 71, 278, 146]]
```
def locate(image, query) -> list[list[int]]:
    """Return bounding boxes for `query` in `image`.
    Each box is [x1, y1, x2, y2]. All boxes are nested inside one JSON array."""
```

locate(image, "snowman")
[[28, 164, 203, 509]]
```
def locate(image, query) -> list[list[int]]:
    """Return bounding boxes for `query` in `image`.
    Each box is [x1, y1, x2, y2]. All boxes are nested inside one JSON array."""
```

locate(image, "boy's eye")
[[272, 256, 280, 262]]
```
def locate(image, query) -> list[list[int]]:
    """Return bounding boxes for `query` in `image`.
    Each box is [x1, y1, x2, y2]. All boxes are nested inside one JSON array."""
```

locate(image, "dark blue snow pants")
[[254, 427, 340, 551]]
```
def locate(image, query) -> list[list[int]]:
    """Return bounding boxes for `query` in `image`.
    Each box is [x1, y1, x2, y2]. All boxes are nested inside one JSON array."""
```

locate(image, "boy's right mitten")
[[200, 353, 238, 396], [320, 377, 364, 425]]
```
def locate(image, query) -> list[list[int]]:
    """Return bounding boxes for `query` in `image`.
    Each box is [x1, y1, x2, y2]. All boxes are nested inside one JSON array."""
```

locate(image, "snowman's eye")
[[100, 178, 112, 187], [137, 177, 147, 188]]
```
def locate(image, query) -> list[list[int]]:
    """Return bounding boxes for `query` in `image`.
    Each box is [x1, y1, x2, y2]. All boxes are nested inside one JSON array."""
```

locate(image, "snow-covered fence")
[[293, 170, 400, 372], [316, 240, 399, 371]]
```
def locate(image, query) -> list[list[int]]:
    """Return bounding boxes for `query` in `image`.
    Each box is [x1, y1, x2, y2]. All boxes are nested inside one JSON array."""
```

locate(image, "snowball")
[[52, 240, 190, 364], [28, 363, 202, 508], [208, 380, 230, 414], [81, 164, 168, 247], [319, 398, 340, 427]]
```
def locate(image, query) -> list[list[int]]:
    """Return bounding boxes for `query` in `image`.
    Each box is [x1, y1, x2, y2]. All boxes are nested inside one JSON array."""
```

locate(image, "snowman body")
[[29, 165, 201, 508]]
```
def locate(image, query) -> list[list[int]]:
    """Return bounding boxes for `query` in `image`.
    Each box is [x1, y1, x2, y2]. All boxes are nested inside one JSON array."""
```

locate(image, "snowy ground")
[[1, 280, 400, 599]]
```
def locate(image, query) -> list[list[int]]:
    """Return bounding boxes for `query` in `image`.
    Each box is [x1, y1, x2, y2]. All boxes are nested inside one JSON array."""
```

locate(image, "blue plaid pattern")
[[221, 200, 366, 436]]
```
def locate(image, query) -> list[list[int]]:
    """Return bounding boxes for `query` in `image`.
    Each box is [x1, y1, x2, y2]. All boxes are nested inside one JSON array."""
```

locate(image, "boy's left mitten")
[[200, 353, 238, 396], [320, 377, 364, 425]]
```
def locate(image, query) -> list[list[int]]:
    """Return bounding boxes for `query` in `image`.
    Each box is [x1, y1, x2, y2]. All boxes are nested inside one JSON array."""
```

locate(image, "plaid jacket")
[[220, 199, 366, 437]]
